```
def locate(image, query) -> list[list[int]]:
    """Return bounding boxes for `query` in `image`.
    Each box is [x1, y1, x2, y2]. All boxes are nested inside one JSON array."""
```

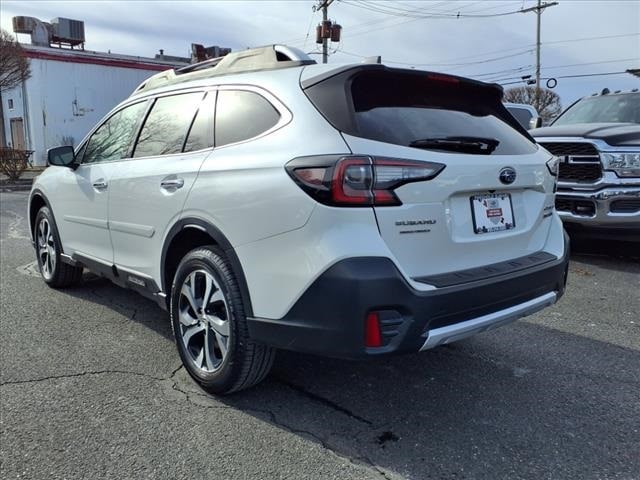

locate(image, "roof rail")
[[131, 44, 316, 96]]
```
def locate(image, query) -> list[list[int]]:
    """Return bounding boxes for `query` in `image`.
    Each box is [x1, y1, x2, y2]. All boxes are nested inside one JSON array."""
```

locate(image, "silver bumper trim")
[[420, 291, 557, 350], [556, 187, 640, 225]]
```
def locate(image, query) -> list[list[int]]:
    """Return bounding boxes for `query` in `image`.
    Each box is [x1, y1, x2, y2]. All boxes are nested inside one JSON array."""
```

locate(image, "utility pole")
[[315, 0, 336, 64], [521, 0, 558, 108], [322, 2, 329, 64]]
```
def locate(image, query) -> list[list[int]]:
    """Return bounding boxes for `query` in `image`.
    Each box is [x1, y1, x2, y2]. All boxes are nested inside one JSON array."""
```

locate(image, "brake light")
[[286, 155, 445, 207], [426, 73, 460, 84]]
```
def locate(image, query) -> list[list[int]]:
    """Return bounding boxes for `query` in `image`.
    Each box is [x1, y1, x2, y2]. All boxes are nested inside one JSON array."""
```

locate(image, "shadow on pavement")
[[64, 274, 173, 341], [217, 322, 640, 479], [57, 251, 639, 478]]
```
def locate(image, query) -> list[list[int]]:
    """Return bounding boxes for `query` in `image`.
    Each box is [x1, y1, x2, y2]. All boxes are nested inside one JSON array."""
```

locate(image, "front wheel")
[[34, 206, 83, 288], [170, 246, 275, 394]]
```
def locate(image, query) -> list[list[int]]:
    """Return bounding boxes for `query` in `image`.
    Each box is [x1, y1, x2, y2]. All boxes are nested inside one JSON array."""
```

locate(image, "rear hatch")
[[302, 66, 556, 279]]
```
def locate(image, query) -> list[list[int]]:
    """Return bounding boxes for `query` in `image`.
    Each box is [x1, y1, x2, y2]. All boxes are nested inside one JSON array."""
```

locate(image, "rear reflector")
[[365, 312, 383, 348]]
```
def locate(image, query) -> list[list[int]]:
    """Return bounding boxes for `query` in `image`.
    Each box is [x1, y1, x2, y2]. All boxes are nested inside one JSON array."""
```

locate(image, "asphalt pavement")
[[1, 191, 639, 480]]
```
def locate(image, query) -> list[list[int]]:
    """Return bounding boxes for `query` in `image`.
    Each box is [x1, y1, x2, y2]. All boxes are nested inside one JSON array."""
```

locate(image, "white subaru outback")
[[29, 45, 569, 394]]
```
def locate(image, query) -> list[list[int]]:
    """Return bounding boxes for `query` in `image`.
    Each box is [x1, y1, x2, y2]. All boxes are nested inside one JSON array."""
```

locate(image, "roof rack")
[[131, 44, 316, 96]]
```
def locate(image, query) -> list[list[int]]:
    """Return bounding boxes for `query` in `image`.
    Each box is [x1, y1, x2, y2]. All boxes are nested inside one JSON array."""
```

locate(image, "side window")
[[83, 101, 147, 164], [215, 90, 280, 147], [184, 92, 215, 153], [133, 92, 203, 158], [508, 107, 533, 130]]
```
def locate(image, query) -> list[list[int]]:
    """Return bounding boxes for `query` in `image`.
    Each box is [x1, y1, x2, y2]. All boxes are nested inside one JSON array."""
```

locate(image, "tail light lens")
[[286, 155, 445, 207]]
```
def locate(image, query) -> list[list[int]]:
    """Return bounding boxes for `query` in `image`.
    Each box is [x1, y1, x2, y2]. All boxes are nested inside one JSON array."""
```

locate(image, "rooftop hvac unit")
[[12, 16, 51, 46], [50, 17, 85, 47]]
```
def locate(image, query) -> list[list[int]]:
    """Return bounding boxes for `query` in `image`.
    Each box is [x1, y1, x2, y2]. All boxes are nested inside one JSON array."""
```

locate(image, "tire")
[[170, 245, 275, 394], [34, 206, 83, 288]]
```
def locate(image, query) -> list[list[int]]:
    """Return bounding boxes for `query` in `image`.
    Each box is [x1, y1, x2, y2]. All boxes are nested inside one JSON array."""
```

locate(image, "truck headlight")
[[601, 152, 640, 177]]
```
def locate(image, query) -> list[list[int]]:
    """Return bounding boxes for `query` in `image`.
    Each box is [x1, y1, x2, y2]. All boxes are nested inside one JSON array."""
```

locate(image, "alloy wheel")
[[37, 218, 56, 280], [178, 269, 230, 373]]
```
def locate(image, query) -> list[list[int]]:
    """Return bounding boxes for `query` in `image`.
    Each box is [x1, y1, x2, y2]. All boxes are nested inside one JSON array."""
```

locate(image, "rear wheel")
[[35, 207, 83, 288], [170, 246, 275, 394]]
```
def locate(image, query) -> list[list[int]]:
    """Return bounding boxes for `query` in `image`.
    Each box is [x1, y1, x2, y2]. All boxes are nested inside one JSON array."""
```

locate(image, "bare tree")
[[504, 86, 562, 124], [0, 29, 31, 91], [0, 29, 31, 148]]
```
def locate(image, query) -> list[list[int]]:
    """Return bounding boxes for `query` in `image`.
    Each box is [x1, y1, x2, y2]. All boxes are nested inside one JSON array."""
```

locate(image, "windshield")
[[553, 93, 640, 125]]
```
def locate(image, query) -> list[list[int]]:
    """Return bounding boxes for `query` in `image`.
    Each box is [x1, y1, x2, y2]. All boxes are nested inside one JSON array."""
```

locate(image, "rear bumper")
[[247, 233, 570, 359]]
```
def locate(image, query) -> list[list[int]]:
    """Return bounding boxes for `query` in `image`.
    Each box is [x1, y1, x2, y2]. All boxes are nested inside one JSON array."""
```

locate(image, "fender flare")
[[29, 189, 60, 247], [160, 217, 254, 317]]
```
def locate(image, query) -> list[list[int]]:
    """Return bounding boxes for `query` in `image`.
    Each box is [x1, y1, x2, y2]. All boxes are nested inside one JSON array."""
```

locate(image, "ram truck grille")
[[538, 142, 602, 182]]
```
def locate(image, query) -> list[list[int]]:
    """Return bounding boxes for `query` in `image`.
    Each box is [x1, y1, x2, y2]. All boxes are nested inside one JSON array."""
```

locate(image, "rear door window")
[[351, 73, 536, 155], [215, 90, 280, 147], [133, 92, 203, 158]]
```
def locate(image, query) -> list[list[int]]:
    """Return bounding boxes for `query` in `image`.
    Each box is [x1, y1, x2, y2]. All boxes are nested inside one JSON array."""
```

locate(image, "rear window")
[[215, 90, 280, 147], [350, 72, 536, 155]]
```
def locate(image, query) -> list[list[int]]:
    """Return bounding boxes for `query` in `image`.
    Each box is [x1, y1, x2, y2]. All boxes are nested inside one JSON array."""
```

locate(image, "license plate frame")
[[470, 193, 515, 234]]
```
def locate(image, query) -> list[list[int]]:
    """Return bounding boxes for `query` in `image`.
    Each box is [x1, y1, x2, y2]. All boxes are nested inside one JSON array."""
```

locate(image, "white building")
[[2, 26, 186, 165]]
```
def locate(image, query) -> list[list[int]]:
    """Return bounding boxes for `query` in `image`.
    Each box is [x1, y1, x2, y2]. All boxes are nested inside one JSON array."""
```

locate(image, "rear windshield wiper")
[[409, 136, 500, 154]]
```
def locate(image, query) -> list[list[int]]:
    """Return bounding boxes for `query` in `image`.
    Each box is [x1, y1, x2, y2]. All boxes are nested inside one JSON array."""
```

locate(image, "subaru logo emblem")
[[499, 167, 516, 185]]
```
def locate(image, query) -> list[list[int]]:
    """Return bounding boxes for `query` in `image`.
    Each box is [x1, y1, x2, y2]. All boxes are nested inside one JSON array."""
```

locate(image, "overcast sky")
[[1, 0, 638, 107]]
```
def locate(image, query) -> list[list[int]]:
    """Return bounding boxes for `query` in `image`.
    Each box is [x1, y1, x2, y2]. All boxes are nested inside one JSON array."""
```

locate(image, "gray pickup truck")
[[531, 89, 640, 240]]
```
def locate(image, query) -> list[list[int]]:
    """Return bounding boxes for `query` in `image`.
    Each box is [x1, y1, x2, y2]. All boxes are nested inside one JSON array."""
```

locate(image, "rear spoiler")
[[302, 64, 533, 141]]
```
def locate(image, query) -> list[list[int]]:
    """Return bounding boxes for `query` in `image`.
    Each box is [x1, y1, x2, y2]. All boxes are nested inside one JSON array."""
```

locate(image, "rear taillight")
[[286, 155, 445, 207]]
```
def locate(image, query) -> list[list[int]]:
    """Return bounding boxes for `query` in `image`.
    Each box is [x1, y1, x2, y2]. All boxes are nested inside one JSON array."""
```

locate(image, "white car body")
[[29, 45, 568, 364]]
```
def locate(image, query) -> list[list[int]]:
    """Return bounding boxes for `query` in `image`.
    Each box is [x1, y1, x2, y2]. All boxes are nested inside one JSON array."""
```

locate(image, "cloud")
[[1, 0, 638, 106]]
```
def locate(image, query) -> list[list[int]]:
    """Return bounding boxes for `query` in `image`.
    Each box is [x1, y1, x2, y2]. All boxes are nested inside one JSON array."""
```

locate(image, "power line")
[[336, 0, 522, 41], [333, 32, 639, 69], [544, 58, 638, 70], [339, 0, 535, 19], [499, 71, 630, 85]]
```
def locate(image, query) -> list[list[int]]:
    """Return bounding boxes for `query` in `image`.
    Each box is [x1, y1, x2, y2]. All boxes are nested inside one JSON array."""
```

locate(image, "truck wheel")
[[170, 246, 275, 394]]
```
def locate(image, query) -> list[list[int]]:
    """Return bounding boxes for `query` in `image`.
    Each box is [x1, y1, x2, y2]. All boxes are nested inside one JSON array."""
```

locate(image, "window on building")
[[8, 99, 14, 110], [133, 92, 203, 158], [83, 101, 148, 164], [215, 90, 280, 147], [183, 92, 215, 153]]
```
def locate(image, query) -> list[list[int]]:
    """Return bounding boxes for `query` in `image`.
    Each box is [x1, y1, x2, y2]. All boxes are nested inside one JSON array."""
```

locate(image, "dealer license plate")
[[470, 193, 515, 234]]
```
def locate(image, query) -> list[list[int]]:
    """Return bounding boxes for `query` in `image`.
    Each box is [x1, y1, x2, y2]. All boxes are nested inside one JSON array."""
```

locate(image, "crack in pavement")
[[1, 364, 398, 479], [273, 375, 374, 426], [165, 371, 396, 479], [238, 405, 396, 479], [0, 369, 167, 387]]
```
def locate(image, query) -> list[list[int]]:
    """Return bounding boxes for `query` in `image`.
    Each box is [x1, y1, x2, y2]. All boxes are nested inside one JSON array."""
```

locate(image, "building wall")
[[2, 57, 167, 166]]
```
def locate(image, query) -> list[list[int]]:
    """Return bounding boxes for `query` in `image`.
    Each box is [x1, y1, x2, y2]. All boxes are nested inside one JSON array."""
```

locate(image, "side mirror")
[[529, 116, 543, 129], [47, 146, 76, 167]]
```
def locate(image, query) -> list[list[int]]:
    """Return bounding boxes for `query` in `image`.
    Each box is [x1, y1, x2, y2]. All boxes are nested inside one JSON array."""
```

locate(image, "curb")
[[0, 180, 33, 192]]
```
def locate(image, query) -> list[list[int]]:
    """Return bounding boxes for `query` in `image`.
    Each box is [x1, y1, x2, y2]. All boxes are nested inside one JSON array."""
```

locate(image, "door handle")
[[92, 179, 108, 191], [160, 178, 184, 191]]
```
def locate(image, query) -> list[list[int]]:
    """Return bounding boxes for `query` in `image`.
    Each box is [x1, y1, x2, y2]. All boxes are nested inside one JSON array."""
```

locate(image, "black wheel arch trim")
[[29, 189, 62, 251], [160, 217, 254, 317]]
